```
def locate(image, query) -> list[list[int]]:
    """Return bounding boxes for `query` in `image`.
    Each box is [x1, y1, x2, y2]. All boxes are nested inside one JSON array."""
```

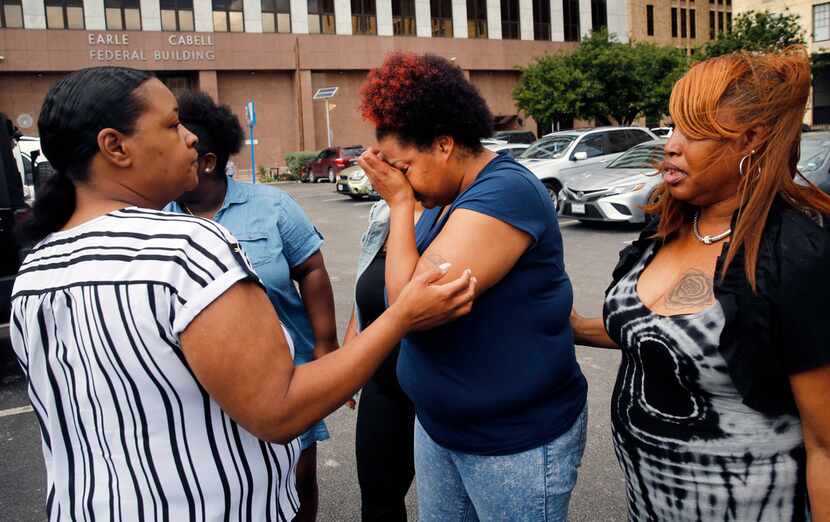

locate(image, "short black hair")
[[360, 53, 494, 152], [177, 91, 244, 176]]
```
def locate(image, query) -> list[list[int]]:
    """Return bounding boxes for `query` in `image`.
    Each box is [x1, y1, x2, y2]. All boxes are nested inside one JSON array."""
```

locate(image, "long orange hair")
[[646, 47, 830, 290]]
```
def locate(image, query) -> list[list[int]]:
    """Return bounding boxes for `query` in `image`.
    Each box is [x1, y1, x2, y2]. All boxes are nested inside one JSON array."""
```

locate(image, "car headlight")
[[609, 183, 645, 195], [349, 170, 366, 181]]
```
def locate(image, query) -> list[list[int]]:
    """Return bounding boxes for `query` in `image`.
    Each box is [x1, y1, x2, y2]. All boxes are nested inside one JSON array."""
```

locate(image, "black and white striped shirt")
[[10, 207, 301, 522]]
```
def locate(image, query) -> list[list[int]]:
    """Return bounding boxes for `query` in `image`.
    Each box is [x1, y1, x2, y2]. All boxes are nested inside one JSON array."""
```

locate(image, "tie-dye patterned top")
[[604, 243, 810, 522]]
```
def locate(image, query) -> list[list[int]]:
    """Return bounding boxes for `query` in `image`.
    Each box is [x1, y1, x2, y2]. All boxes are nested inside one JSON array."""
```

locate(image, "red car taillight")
[[334, 158, 347, 168]]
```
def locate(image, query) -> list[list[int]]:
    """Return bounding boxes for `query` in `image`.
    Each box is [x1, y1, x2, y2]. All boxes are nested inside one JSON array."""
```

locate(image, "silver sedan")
[[558, 141, 665, 224]]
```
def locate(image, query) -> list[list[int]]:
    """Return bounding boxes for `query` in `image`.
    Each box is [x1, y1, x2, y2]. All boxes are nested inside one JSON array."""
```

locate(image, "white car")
[[518, 127, 658, 209], [13, 136, 51, 203], [483, 142, 530, 158]]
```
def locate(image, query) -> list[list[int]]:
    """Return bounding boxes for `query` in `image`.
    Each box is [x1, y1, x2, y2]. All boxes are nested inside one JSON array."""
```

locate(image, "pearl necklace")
[[693, 211, 732, 245]]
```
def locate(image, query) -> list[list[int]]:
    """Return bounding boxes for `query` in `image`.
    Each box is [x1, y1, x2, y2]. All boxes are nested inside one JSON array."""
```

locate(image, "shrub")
[[284, 150, 320, 177]]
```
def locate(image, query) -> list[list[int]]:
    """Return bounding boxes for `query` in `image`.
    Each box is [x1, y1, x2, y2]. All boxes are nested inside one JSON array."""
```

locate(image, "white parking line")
[[0, 405, 34, 418], [354, 202, 374, 206], [321, 197, 346, 202]]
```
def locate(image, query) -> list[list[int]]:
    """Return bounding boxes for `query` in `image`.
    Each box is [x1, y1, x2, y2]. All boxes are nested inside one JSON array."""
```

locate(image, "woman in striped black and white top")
[[10, 67, 476, 522]]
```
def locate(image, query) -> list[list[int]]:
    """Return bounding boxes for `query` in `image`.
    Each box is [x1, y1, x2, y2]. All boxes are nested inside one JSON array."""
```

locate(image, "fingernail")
[[438, 262, 452, 273]]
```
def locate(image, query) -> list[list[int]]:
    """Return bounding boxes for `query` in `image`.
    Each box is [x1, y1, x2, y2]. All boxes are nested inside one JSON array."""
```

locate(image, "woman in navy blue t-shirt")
[[358, 52, 588, 521]]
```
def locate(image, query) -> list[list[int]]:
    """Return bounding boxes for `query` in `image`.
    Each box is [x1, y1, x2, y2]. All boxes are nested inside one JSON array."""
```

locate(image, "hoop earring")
[[739, 149, 756, 177]]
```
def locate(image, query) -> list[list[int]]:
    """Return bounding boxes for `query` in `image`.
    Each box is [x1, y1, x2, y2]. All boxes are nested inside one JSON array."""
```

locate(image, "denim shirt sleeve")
[[353, 200, 390, 332], [276, 192, 324, 268]]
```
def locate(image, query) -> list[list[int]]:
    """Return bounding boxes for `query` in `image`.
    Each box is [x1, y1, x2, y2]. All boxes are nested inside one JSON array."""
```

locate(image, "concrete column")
[[377, 0, 393, 35], [519, 0, 533, 40], [140, 0, 161, 31], [244, 0, 263, 32], [334, 0, 352, 34], [452, 0, 467, 38], [606, 0, 628, 42], [194, 0, 214, 31], [22, 0, 46, 28], [297, 70, 316, 150], [578, 0, 591, 38], [486, 0, 501, 39], [550, 0, 564, 41], [84, 0, 106, 30], [291, 0, 309, 33], [415, 0, 431, 37], [199, 71, 219, 99]]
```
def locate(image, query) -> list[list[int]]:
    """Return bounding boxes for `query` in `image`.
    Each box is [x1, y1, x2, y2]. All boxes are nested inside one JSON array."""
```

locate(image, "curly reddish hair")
[[359, 53, 493, 151]]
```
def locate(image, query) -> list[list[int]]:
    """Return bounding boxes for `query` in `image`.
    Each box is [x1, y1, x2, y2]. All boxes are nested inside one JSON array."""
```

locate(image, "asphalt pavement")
[[0, 182, 640, 521]]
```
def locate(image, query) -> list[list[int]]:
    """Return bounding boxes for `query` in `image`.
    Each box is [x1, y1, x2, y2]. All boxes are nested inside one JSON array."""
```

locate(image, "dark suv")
[[1, 116, 29, 370], [492, 130, 536, 144], [304, 145, 365, 183]]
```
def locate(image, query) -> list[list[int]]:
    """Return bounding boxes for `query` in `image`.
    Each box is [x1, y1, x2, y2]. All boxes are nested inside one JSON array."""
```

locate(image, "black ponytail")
[[23, 66, 152, 243]]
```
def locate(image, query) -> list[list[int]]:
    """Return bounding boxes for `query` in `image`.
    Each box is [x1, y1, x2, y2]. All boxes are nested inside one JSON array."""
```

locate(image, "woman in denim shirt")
[[345, 199, 424, 521], [165, 92, 338, 522]]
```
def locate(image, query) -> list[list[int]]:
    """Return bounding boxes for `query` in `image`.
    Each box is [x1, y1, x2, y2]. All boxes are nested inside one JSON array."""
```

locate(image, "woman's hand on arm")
[[180, 265, 475, 444], [571, 308, 618, 349], [791, 365, 830, 522], [290, 250, 339, 359], [399, 209, 531, 311]]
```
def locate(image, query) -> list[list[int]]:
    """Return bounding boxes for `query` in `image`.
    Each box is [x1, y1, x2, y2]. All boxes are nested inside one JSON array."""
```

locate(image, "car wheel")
[[328, 169, 336, 183], [309, 172, 317, 183], [543, 181, 560, 211]]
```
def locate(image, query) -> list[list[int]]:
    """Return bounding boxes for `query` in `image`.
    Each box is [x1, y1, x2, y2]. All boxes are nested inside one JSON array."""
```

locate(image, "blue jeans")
[[414, 404, 588, 522]]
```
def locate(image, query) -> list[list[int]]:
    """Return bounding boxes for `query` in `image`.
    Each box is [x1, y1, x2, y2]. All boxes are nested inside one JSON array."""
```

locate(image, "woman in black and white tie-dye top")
[[571, 49, 830, 521]]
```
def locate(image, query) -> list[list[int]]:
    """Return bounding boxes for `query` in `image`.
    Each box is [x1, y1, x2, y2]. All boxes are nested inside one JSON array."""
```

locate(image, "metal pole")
[[250, 124, 256, 184], [325, 99, 332, 148]]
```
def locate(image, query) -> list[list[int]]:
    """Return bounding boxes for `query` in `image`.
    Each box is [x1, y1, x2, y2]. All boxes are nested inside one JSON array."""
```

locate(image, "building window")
[[46, 0, 85, 28], [1, 0, 24, 27], [726, 11, 731, 31], [671, 7, 677, 37], [562, 0, 579, 41], [467, 0, 487, 38], [392, 0, 415, 35], [717, 10, 723, 33], [646, 4, 653, 36], [533, 0, 550, 39], [262, 0, 291, 32], [680, 8, 686, 37], [212, 0, 244, 31], [161, 0, 194, 30], [431, 0, 452, 36], [690, 8, 695, 38], [709, 9, 714, 38], [105, 0, 141, 30], [590, 0, 606, 32], [501, 0, 519, 39], [352, 0, 376, 33], [308, 0, 335, 33]]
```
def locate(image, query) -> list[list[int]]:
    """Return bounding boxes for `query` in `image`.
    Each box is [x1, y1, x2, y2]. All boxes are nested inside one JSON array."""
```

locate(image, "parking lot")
[[0, 182, 641, 521]]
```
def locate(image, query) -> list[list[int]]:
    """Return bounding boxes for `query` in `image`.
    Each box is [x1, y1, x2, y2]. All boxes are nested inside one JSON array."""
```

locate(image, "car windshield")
[[342, 146, 365, 157], [798, 138, 830, 173], [608, 143, 664, 169], [519, 136, 576, 160]]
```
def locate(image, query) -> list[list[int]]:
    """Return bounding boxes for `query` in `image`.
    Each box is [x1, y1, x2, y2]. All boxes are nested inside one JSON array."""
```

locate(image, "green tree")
[[513, 52, 592, 132], [698, 10, 805, 60], [514, 30, 687, 127]]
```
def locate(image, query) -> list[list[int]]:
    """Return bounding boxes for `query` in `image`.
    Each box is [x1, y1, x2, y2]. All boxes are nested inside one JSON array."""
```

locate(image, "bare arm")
[[570, 309, 618, 349], [290, 250, 339, 359], [791, 365, 830, 522], [180, 266, 475, 443]]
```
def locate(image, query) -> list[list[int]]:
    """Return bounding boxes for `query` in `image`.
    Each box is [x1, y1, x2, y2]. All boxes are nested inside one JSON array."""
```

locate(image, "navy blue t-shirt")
[[397, 153, 587, 456]]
